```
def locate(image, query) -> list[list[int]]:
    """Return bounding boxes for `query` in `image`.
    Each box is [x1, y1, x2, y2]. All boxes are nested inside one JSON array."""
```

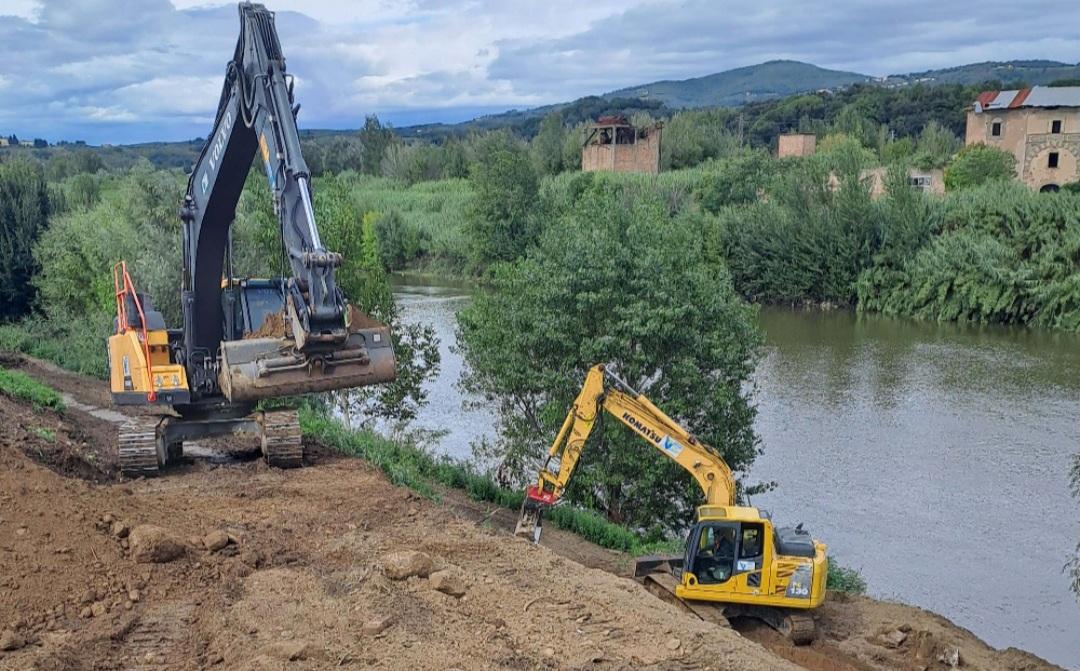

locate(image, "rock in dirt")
[[110, 521, 129, 538], [90, 601, 108, 618], [264, 641, 309, 661], [362, 615, 392, 636], [666, 638, 682, 651], [0, 629, 26, 652], [381, 550, 432, 580], [203, 530, 230, 552], [429, 569, 467, 598], [129, 525, 185, 563], [883, 628, 909, 648], [939, 646, 961, 668]]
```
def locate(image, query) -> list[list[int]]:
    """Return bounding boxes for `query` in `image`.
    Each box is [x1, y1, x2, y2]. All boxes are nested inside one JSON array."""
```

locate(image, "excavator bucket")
[[515, 495, 545, 543], [218, 321, 396, 403]]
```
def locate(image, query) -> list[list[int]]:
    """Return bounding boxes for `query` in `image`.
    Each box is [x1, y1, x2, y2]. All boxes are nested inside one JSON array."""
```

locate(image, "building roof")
[[974, 86, 1080, 112]]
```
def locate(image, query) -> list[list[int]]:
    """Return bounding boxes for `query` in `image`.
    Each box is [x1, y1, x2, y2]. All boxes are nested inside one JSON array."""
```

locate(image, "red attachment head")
[[526, 484, 558, 506]]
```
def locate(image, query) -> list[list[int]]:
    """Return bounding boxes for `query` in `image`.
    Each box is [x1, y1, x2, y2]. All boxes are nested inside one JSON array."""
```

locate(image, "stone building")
[[777, 133, 816, 158], [581, 116, 662, 174], [965, 86, 1080, 191]]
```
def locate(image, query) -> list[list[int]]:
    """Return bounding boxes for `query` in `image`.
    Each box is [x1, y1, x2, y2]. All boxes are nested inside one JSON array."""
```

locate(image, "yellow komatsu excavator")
[[516, 363, 827, 644]]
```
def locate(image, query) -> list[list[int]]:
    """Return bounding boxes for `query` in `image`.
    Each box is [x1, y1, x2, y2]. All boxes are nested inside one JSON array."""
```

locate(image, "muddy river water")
[[392, 279, 1080, 669]]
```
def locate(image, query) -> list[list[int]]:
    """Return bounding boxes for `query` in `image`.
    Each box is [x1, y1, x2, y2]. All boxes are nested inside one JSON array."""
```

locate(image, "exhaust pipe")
[[219, 325, 396, 403]]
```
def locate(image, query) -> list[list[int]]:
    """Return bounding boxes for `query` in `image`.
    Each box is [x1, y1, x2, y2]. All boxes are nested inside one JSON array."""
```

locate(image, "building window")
[[908, 176, 932, 191], [991, 121, 1002, 137], [1049, 152, 1060, 169], [1052, 120, 1063, 134]]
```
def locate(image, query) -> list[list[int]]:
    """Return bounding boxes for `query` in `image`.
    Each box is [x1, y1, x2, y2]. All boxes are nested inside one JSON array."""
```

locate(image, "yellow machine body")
[[675, 505, 827, 610], [107, 328, 190, 406]]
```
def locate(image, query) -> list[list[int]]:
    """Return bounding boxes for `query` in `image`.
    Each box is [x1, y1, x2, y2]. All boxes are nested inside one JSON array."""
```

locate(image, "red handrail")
[[112, 261, 157, 402]]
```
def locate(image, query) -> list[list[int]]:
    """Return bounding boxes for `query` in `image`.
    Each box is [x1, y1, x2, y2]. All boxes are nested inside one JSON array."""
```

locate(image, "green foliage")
[[944, 143, 1016, 191], [457, 177, 762, 532], [827, 560, 867, 594], [0, 367, 65, 411], [358, 115, 396, 176], [721, 149, 876, 305], [530, 112, 567, 176], [0, 314, 111, 379], [0, 159, 51, 321], [859, 183, 1080, 328], [374, 210, 431, 271], [695, 150, 775, 212], [465, 132, 540, 267], [302, 405, 675, 555], [661, 108, 743, 171], [912, 120, 962, 169], [32, 163, 184, 326]]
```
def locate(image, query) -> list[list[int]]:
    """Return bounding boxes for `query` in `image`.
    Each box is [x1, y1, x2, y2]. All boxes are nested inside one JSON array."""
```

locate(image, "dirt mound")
[[247, 312, 288, 339], [0, 358, 1067, 671]]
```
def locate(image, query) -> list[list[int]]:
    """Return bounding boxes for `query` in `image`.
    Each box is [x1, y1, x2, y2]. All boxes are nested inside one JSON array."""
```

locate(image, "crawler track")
[[260, 409, 303, 468], [118, 417, 161, 477]]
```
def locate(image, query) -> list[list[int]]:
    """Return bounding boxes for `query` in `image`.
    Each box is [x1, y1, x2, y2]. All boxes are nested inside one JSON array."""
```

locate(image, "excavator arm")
[[177, 2, 394, 401], [516, 364, 736, 540]]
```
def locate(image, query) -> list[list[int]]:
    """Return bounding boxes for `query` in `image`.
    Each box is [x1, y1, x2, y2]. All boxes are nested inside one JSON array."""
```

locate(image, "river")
[[392, 278, 1080, 669]]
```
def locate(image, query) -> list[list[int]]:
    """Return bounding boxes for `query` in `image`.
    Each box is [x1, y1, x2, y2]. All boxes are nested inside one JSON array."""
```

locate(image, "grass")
[[0, 315, 110, 379], [827, 560, 868, 594], [31, 426, 57, 442], [299, 406, 675, 556], [0, 367, 65, 411]]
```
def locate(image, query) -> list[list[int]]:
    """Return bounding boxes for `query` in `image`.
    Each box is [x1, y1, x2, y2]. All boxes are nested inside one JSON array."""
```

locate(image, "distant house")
[[581, 116, 662, 174], [0, 137, 8, 147], [778, 133, 816, 158], [966, 86, 1080, 191], [18, 140, 33, 147]]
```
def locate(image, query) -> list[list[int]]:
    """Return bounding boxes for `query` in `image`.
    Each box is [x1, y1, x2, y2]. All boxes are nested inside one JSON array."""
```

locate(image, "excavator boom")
[[516, 363, 735, 539], [178, 2, 394, 402]]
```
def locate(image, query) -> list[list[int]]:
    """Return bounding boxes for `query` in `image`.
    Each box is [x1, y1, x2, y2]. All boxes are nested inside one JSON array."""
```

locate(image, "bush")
[[720, 149, 875, 305], [944, 143, 1016, 191], [0, 314, 111, 379], [827, 560, 867, 594], [0, 367, 65, 411]]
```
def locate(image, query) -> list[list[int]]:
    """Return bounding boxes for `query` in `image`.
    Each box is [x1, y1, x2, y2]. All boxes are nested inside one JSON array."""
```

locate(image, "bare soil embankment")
[[0, 353, 1064, 671]]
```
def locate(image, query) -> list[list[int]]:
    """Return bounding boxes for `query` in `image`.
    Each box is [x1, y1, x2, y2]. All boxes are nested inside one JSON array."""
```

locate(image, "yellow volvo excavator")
[[106, 3, 396, 475], [516, 364, 827, 643]]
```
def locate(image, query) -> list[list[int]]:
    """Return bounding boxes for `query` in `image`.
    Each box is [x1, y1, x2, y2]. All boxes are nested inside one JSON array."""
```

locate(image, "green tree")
[[465, 131, 539, 267], [912, 120, 961, 169], [312, 175, 440, 425], [457, 180, 762, 532], [944, 143, 1016, 190], [530, 112, 566, 176], [358, 115, 396, 176], [0, 159, 51, 320]]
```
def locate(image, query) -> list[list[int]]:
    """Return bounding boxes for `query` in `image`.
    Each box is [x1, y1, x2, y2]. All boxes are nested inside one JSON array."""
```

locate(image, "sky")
[[1, 0, 1079, 145]]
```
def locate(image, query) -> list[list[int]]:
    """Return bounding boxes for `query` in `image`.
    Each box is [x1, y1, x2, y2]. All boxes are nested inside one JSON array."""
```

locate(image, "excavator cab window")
[[692, 524, 738, 585], [737, 523, 765, 587]]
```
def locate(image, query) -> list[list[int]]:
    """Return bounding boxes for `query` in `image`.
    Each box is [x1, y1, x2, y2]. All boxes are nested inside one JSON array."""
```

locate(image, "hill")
[[881, 59, 1080, 87], [603, 60, 870, 108]]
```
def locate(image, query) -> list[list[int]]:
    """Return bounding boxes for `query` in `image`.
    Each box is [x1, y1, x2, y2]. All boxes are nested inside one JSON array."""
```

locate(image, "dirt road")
[[0, 354, 1065, 671]]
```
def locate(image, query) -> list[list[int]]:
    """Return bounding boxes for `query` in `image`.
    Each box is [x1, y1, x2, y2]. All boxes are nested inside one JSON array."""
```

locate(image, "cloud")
[[0, 0, 1078, 144]]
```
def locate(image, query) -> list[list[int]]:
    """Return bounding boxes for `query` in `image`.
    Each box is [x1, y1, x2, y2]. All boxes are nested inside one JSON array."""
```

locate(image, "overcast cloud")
[[0, 0, 1078, 144]]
